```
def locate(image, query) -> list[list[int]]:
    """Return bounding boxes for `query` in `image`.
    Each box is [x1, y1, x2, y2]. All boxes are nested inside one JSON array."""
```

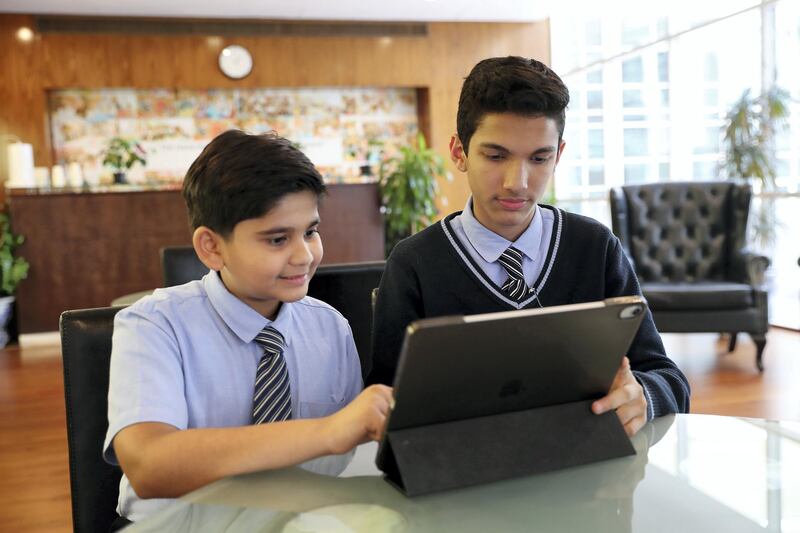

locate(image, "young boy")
[[368, 56, 690, 436], [104, 130, 393, 525]]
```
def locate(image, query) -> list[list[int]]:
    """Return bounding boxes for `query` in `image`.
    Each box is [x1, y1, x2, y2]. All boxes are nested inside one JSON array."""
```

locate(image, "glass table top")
[[129, 414, 800, 532]]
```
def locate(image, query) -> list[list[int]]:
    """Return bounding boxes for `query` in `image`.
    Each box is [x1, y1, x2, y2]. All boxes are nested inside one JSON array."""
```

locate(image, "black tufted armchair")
[[609, 181, 769, 371]]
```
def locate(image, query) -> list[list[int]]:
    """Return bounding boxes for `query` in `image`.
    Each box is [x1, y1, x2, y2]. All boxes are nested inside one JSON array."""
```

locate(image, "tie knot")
[[498, 246, 524, 275], [254, 326, 284, 354]]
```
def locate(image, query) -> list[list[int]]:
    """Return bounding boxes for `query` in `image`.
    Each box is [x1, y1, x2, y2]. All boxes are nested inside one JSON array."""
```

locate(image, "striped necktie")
[[252, 326, 292, 424], [498, 246, 533, 302]]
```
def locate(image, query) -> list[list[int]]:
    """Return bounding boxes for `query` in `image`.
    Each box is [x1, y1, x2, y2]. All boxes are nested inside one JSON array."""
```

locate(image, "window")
[[551, 3, 763, 200]]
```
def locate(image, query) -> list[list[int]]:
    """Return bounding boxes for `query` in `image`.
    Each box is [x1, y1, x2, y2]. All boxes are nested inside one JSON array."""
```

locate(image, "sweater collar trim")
[[440, 205, 563, 310]]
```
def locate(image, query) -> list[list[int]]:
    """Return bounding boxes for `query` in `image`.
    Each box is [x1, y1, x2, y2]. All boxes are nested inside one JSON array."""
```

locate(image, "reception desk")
[[8, 182, 384, 333], [127, 414, 800, 532]]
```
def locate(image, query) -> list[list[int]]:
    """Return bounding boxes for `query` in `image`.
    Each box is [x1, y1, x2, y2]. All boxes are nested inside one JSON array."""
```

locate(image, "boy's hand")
[[323, 384, 394, 455], [591, 357, 647, 437]]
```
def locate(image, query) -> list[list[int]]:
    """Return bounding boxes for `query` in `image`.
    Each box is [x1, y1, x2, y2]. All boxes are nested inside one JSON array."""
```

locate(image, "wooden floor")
[[0, 329, 798, 532]]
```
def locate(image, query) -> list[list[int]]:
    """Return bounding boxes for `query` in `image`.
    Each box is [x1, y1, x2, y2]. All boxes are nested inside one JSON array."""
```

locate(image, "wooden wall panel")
[[0, 15, 550, 209], [0, 15, 550, 330]]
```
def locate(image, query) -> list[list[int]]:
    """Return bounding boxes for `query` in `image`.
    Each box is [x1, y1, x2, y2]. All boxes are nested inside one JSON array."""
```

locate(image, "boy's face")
[[215, 190, 323, 319], [450, 113, 565, 242]]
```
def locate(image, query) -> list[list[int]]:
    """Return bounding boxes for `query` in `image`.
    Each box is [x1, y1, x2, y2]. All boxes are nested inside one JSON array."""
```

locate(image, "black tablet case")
[[376, 297, 646, 496]]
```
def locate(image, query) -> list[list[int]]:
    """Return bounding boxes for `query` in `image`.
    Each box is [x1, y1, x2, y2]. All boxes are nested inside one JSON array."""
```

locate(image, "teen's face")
[[217, 191, 323, 319], [450, 113, 565, 242]]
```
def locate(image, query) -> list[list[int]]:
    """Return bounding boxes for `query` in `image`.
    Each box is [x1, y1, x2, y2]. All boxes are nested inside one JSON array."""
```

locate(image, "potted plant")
[[102, 137, 147, 184], [0, 212, 29, 347], [379, 133, 449, 256], [721, 87, 790, 254]]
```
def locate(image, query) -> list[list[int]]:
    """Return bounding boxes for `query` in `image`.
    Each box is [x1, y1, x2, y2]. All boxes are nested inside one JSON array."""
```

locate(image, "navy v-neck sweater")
[[368, 206, 690, 419]]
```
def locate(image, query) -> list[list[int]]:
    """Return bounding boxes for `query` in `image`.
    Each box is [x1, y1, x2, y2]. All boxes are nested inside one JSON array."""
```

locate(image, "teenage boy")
[[369, 56, 689, 436], [104, 130, 393, 526]]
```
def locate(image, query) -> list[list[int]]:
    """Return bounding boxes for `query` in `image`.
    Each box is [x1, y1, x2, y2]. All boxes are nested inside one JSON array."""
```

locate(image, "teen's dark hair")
[[456, 56, 570, 154], [183, 130, 326, 237]]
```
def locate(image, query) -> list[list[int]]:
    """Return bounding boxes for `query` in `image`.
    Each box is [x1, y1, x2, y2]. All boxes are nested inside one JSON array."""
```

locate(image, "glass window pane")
[[704, 88, 719, 107], [657, 128, 670, 156], [658, 51, 669, 82], [776, 129, 790, 151], [693, 127, 720, 154], [588, 165, 604, 185], [564, 166, 582, 187], [625, 164, 648, 183], [776, 159, 789, 177], [570, 89, 581, 111], [661, 89, 670, 106], [692, 161, 717, 180], [622, 56, 644, 82], [568, 130, 582, 158], [624, 128, 649, 157], [586, 68, 603, 83], [621, 22, 649, 47], [657, 17, 669, 39], [659, 162, 671, 179], [585, 20, 601, 46], [704, 53, 719, 82], [587, 90, 603, 109], [588, 129, 604, 158], [623, 89, 644, 108], [587, 115, 604, 123]]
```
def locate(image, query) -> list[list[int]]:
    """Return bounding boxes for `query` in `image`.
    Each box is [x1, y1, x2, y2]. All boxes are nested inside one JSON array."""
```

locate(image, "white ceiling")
[[0, 0, 549, 23]]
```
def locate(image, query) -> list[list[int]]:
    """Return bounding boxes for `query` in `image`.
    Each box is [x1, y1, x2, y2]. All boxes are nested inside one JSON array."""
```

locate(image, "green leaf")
[[378, 132, 446, 255]]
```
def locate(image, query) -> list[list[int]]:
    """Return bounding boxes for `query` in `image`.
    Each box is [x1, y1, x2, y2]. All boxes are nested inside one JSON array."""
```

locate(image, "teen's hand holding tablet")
[[592, 357, 648, 437]]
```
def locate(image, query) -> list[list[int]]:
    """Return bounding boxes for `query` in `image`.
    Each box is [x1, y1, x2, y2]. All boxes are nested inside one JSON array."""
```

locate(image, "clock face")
[[219, 45, 253, 79]]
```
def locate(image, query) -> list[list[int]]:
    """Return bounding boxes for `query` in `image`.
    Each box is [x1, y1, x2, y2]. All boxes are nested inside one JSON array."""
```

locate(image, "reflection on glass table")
[[128, 414, 800, 533]]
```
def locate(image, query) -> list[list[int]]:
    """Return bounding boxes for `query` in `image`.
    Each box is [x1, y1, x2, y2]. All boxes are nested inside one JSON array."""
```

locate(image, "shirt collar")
[[203, 270, 294, 346], [460, 196, 544, 263]]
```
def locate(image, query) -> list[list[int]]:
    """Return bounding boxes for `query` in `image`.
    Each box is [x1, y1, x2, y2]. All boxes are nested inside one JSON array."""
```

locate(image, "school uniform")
[[369, 199, 690, 418], [104, 271, 361, 522]]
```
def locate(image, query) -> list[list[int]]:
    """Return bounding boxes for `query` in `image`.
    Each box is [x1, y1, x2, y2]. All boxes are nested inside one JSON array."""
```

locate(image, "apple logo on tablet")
[[499, 379, 525, 398]]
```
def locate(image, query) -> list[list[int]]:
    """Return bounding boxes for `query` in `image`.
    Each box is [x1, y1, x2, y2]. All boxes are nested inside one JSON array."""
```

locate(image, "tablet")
[[382, 295, 647, 432]]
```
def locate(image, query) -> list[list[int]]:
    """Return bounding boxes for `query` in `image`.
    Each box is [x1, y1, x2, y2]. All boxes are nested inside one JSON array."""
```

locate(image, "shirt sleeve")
[[367, 241, 424, 386], [604, 237, 691, 418], [103, 306, 189, 465]]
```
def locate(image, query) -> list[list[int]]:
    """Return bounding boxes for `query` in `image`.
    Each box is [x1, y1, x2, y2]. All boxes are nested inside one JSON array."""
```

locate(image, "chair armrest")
[[731, 248, 770, 286]]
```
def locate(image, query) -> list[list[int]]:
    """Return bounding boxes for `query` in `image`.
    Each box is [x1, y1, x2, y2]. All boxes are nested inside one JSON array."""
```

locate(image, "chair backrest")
[[609, 181, 751, 283], [160, 245, 206, 287], [60, 306, 124, 533], [307, 261, 385, 376]]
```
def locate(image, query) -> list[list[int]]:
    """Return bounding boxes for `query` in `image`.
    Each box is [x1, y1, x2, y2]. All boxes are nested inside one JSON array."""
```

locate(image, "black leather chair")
[[60, 306, 124, 533], [160, 244, 385, 376], [161, 245, 207, 287], [308, 261, 385, 377], [609, 182, 769, 371]]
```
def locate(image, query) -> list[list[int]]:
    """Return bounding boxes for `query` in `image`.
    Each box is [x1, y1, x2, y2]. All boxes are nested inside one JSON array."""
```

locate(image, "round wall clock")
[[218, 45, 253, 80]]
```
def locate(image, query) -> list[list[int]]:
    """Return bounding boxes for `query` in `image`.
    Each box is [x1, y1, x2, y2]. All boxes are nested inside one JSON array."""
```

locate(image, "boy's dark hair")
[[456, 56, 570, 154], [183, 130, 326, 237]]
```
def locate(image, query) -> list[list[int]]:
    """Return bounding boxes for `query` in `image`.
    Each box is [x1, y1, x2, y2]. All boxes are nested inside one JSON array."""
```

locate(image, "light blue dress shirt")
[[104, 270, 361, 521], [449, 197, 555, 287]]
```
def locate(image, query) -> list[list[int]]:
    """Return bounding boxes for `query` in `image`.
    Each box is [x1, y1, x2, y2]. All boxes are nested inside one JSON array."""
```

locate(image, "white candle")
[[6, 142, 35, 187], [34, 166, 50, 187], [67, 162, 83, 187], [51, 165, 66, 187]]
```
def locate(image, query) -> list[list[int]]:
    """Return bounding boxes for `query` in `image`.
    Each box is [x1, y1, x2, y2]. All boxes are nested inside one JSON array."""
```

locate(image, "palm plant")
[[721, 87, 790, 252], [379, 133, 448, 255]]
